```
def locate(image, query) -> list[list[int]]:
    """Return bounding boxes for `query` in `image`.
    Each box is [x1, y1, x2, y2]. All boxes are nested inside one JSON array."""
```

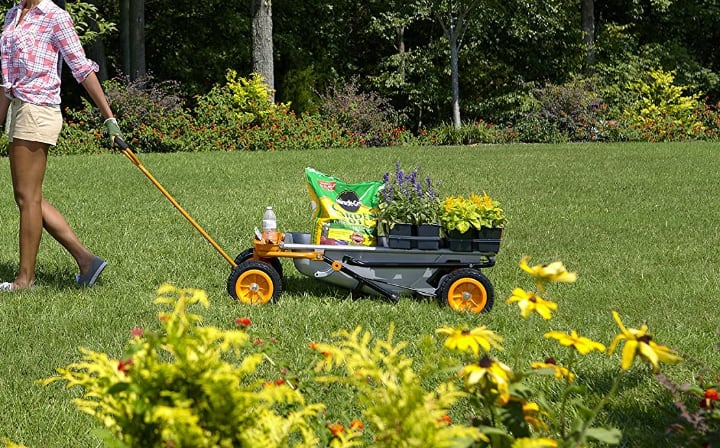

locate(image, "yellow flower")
[[436, 325, 503, 356], [544, 330, 606, 355], [461, 355, 513, 405], [512, 438, 558, 448], [522, 401, 549, 431], [608, 311, 683, 373], [519, 256, 577, 291], [531, 359, 575, 382], [506, 288, 558, 319]]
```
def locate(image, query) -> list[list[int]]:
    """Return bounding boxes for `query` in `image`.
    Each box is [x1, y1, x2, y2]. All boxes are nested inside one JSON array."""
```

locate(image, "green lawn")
[[0, 142, 718, 447]]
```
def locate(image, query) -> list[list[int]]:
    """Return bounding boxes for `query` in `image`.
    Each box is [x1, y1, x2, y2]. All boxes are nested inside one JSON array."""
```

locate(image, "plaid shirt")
[[1, 0, 98, 106]]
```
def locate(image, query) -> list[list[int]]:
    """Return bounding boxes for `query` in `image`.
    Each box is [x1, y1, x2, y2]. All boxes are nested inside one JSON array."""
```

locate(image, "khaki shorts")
[[8, 99, 63, 146]]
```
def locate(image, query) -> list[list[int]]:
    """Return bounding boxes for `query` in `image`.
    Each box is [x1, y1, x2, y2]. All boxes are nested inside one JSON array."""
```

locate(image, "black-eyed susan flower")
[[435, 325, 503, 356], [519, 256, 577, 292], [461, 355, 513, 405], [506, 288, 558, 319], [544, 330, 606, 355], [608, 311, 683, 373], [531, 358, 575, 382]]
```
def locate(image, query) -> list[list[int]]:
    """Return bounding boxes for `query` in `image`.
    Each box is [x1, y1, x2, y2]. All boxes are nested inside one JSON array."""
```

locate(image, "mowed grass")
[[1, 142, 719, 447]]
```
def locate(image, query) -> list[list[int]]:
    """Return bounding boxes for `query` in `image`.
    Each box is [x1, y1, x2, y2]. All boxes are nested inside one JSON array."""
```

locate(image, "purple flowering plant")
[[376, 161, 442, 230]]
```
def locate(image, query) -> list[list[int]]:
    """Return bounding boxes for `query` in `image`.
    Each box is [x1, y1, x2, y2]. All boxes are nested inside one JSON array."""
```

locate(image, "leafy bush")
[[59, 74, 195, 153], [419, 120, 518, 146], [319, 78, 409, 147], [531, 77, 605, 142], [193, 71, 357, 151], [44, 285, 324, 448], [621, 69, 704, 139]]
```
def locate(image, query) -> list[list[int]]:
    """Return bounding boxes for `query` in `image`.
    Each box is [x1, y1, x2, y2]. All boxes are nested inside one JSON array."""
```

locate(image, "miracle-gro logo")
[[336, 190, 362, 212]]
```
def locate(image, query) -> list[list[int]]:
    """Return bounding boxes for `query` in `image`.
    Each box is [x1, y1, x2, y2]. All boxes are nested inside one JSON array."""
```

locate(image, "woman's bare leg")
[[41, 200, 95, 275], [8, 139, 48, 289], [9, 139, 96, 289]]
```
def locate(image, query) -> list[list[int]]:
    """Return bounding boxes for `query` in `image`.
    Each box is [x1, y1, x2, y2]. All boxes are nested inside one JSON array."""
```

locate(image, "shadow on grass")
[[578, 366, 679, 447], [0, 261, 78, 288], [282, 275, 426, 306]]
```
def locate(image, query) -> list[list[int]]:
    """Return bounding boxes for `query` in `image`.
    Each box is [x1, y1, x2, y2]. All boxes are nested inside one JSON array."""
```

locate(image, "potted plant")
[[440, 192, 506, 252], [376, 161, 442, 249]]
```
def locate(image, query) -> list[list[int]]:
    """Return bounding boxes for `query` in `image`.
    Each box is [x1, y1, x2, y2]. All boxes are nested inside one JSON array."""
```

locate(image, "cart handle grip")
[[114, 136, 133, 152]]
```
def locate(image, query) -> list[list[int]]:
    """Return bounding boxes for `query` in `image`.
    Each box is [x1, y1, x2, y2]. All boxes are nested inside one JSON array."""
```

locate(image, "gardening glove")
[[103, 117, 123, 148]]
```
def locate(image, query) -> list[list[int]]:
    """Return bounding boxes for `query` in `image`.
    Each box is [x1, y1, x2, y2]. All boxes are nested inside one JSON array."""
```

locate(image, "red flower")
[[235, 317, 251, 328], [130, 327, 144, 337], [704, 388, 719, 401], [117, 359, 133, 375], [349, 419, 364, 431]]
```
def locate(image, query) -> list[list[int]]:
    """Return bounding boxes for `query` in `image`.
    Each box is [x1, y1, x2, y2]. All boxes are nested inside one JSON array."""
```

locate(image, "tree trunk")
[[582, 0, 595, 69], [120, 0, 130, 77], [129, 0, 146, 80], [252, 0, 275, 102], [450, 34, 461, 129]]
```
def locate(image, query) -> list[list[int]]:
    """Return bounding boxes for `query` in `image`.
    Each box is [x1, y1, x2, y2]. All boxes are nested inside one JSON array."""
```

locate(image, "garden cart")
[[114, 137, 500, 314]]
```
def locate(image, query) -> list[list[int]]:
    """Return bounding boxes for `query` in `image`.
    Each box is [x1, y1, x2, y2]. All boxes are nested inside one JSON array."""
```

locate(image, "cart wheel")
[[234, 248, 283, 278], [437, 268, 494, 314], [227, 260, 282, 305]]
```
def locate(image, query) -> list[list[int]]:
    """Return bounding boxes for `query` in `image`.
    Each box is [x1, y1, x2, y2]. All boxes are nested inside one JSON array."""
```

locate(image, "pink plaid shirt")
[[1, 0, 98, 106]]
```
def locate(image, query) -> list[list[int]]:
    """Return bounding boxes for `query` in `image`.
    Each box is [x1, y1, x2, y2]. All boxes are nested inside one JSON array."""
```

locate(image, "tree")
[[431, 0, 481, 128], [119, 0, 145, 80], [251, 0, 274, 102], [582, 0, 595, 68]]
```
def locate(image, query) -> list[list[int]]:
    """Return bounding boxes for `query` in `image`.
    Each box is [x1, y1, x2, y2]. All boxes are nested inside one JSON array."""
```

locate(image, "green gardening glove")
[[103, 117, 123, 147]]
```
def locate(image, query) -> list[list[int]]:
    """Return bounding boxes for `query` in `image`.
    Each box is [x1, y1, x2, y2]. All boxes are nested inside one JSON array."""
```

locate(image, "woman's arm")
[[80, 72, 113, 120]]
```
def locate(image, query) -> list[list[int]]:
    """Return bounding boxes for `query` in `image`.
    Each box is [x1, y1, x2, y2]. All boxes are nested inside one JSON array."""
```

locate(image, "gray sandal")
[[76, 257, 107, 287]]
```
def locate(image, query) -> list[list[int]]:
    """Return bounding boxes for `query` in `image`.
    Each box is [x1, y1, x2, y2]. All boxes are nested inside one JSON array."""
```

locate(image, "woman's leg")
[[8, 139, 48, 289], [9, 139, 98, 289], [41, 200, 96, 276]]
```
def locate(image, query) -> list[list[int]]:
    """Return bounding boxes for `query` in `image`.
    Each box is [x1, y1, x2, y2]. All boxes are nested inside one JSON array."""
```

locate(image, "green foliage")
[[60, 75, 195, 153], [319, 78, 409, 147], [312, 325, 484, 447], [43, 284, 323, 448], [65, 0, 116, 45], [419, 120, 518, 145], [531, 77, 605, 142], [439, 193, 506, 234], [192, 71, 357, 151], [622, 69, 704, 138]]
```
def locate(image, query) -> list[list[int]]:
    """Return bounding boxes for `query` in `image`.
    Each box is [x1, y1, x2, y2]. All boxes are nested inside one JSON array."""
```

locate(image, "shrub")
[[319, 78, 408, 147], [43, 284, 324, 447], [59, 74, 195, 154], [193, 73, 357, 151], [531, 77, 605, 142], [621, 69, 705, 140]]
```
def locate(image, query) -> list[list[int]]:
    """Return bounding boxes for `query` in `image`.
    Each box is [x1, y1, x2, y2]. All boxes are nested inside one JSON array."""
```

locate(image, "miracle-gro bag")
[[305, 167, 382, 246]]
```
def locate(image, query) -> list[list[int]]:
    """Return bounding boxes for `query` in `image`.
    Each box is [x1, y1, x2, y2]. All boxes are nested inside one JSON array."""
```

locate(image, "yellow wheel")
[[437, 268, 494, 314], [227, 260, 282, 304]]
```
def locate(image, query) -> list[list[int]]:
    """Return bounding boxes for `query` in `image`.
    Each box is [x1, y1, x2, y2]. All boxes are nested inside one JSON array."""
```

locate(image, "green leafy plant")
[[440, 193, 506, 234], [43, 284, 323, 448], [310, 325, 484, 447], [376, 161, 442, 229]]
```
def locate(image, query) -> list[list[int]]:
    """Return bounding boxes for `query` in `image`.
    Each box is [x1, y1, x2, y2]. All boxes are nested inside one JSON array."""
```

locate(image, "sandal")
[[76, 256, 107, 287]]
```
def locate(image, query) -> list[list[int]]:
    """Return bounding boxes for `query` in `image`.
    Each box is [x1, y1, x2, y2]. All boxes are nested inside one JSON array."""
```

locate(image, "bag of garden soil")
[[305, 167, 382, 246]]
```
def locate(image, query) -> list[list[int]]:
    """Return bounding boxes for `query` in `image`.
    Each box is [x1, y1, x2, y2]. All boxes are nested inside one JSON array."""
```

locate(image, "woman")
[[0, 0, 122, 292]]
